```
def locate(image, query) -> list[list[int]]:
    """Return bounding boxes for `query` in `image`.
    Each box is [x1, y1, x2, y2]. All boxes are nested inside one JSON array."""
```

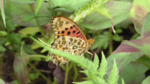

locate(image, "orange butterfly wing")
[[50, 16, 94, 65], [51, 16, 87, 41]]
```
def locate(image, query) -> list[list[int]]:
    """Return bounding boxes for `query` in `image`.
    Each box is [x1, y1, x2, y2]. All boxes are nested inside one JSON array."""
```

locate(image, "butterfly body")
[[50, 16, 94, 65]]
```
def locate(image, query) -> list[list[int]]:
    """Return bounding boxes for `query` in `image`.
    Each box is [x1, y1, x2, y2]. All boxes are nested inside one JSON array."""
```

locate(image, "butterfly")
[[50, 16, 94, 65]]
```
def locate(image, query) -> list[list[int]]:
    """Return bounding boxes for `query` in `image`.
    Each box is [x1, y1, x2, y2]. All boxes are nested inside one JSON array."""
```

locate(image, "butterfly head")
[[87, 39, 95, 46]]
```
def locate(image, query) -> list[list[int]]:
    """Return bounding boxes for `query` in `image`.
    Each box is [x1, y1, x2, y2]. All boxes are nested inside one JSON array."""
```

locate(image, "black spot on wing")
[[61, 31, 64, 34], [65, 28, 68, 30], [70, 26, 73, 29], [76, 31, 80, 34], [67, 32, 71, 35], [73, 31, 76, 33]]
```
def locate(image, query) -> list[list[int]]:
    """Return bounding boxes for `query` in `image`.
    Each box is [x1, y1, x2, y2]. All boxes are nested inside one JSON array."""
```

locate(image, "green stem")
[[47, 0, 53, 18], [68, 62, 73, 72], [73, 64, 78, 82], [109, 28, 113, 54], [64, 63, 69, 84], [29, 4, 46, 39], [28, 62, 52, 83]]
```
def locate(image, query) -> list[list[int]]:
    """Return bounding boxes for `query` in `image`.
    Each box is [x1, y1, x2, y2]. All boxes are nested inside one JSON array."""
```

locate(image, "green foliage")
[[107, 60, 119, 84], [72, 0, 112, 22], [1, 0, 150, 84]]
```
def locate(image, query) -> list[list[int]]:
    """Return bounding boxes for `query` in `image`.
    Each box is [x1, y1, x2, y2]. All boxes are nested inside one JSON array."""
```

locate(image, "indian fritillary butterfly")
[[50, 16, 94, 65]]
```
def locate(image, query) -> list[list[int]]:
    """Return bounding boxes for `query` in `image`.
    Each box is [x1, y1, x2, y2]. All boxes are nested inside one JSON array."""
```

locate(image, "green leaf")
[[51, 0, 90, 11], [10, 33, 22, 44], [81, 1, 132, 30], [142, 76, 150, 84], [0, 45, 6, 52], [6, 20, 16, 32], [19, 27, 40, 37], [0, 38, 7, 45], [96, 4, 112, 18], [12, 80, 19, 84], [23, 45, 37, 54], [41, 33, 54, 53], [121, 79, 125, 84], [11, 0, 35, 4], [0, 31, 7, 37], [120, 62, 148, 84], [112, 34, 122, 42], [115, 26, 123, 33], [91, 34, 109, 49], [107, 59, 119, 84], [98, 52, 107, 78], [29, 73, 40, 81], [107, 53, 139, 75], [22, 13, 36, 22], [93, 54, 99, 69], [0, 0, 6, 27], [45, 55, 51, 62], [9, 1, 51, 26], [35, 0, 44, 14], [141, 12, 150, 37], [31, 37, 47, 49]]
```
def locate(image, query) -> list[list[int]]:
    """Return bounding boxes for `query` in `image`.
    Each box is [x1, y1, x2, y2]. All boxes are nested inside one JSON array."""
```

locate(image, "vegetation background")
[[0, 0, 150, 84]]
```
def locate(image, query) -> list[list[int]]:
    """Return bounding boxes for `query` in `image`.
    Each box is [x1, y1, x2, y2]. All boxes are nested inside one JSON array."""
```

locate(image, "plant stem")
[[29, 4, 46, 39], [28, 62, 52, 83], [73, 64, 78, 82], [64, 63, 69, 84], [109, 28, 113, 54]]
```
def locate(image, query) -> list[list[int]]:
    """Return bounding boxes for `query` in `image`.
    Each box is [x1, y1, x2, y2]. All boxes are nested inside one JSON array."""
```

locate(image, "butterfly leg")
[[87, 51, 93, 56], [79, 54, 83, 58], [86, 51, 94, 60]]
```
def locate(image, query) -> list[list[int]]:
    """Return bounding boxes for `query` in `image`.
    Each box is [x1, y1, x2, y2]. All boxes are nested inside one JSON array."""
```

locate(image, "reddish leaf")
[[53, 65, 71, 84], [13, 55, 28, 84], [129, 0, 150, 33]]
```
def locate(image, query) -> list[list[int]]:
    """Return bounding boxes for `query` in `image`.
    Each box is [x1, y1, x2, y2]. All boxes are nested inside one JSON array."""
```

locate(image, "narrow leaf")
[[122, 79, 125, 84], [96, 4, 112, 18], [35, 0, 44, 14], [0, 0, 6, 27], [93, 53, 99, 70], [98, 52, 107, 78], [107, 59, 119, 84]]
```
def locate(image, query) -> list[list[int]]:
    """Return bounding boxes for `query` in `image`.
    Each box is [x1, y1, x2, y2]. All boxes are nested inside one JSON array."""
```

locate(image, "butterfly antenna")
[[91, 30, 97, 39]]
